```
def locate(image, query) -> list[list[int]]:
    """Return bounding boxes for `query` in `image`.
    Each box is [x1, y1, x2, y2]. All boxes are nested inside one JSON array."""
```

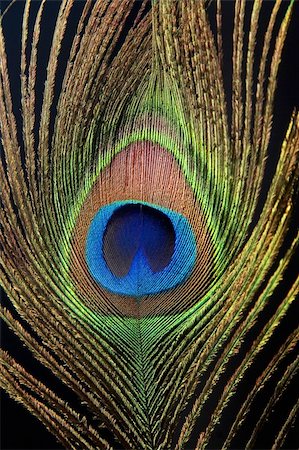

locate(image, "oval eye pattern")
[[85, 200, 196, 296]]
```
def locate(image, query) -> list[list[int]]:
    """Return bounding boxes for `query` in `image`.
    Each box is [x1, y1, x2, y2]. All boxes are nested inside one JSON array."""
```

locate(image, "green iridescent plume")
[[0, 1, 298, 448]]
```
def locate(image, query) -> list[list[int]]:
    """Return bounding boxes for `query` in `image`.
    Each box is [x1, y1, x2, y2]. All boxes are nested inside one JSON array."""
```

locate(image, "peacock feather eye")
[[1, 1, 298, 449], [70, 140, 213, 315]]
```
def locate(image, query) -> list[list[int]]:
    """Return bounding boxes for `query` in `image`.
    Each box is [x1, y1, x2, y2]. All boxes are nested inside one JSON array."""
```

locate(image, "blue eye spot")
[[85, 200, 196, 297]]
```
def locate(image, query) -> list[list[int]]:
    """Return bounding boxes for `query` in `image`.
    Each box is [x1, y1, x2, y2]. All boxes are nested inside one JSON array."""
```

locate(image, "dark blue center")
[[103, 204, 175, 277]]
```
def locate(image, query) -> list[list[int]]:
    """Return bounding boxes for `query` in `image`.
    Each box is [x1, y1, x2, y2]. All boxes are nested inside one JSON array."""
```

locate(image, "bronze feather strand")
[[0, 1, 298, 449]]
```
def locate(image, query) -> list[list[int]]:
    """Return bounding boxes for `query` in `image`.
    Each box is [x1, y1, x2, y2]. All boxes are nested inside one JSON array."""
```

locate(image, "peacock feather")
[[0, 0, 298, 448]]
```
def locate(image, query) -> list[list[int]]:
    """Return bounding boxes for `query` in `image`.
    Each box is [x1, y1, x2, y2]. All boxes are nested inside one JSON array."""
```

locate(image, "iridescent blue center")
[[85, 200, 196, 296]]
